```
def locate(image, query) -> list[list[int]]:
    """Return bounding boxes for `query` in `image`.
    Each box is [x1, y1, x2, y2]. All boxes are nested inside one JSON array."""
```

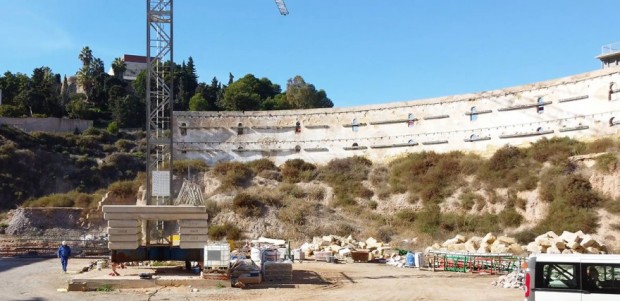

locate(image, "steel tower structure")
[[146, 0, 173, 208]]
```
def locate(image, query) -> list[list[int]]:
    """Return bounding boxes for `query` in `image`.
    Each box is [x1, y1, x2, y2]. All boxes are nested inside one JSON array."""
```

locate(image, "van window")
[[581, 264, 620, 293], [536, 262, 579, 290]]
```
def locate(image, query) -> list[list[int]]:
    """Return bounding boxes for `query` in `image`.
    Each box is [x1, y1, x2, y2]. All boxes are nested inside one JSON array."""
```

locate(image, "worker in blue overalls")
[[57, 241, 72, 273]]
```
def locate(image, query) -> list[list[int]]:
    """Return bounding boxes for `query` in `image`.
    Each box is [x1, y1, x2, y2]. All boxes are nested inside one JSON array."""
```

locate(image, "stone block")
[[468, 236, 482, 249], [580, 235, 598, 248], [108, 234, 141, 242], [365, 237, 378, 246], [102, 205, 207, 213], [508, 244, 525, 256], [442, 238, 460, 247], [566, 241, 581, 250], [490, 244, 509, 254], [526, 242, 541, 253], [476, 245, 490, 253], [546, 246, 561, 254], [454, 234, 466, 243], [464, 241, 478, 253], [544, 231, 559, 240], [178, 219, 209, 227], [482, 233, 496, 244], [108, 242, 140, 250], [108, 220, 140, 228], [561, 249, 573, 254], [497, 236, 517, 245], [586, 247, 601, 254], [560, 231, 580, 244], [554, 240, 566, 250], [179, 234, 208, 242], [107, 227, 140, 235], [179, 227, 209, 235], [536, 238, 552, 248], [447, 243, 466, 252]]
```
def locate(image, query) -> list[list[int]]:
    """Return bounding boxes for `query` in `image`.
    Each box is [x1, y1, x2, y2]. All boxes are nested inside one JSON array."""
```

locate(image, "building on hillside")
[[173, 44, 620, 166], [107, 54, 148, 81]]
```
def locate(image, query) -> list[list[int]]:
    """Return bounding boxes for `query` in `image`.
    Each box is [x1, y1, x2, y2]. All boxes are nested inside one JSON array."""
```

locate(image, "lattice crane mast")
[[274, 0, 289, 15]]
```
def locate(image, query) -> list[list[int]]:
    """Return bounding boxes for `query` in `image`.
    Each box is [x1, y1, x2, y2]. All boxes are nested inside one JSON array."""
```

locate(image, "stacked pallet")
[[262, 261, 293, 282]]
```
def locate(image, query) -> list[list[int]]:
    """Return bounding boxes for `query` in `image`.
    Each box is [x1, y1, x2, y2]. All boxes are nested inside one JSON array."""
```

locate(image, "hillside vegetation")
[[2, 124, 620, 251]]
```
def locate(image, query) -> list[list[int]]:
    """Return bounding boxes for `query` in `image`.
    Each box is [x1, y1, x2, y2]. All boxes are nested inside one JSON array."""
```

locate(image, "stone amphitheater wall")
[[173, 67, 620, 165]]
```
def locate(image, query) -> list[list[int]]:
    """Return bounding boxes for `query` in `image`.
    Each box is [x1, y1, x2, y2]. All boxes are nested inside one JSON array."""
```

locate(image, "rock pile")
[[492, 270, 525, 289], [426, 233, 525, 256], [300, 235, 391, 261], [426, 230, 608, 256], [526, 231, 607, 254]]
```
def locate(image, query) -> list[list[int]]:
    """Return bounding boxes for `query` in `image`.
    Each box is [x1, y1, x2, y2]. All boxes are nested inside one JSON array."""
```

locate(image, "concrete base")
[[68, 265, 226, 291]]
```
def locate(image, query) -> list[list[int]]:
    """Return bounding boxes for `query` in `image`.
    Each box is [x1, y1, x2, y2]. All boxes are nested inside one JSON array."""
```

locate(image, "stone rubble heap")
[[526, 231, 607, 254], [426, 230, 607, 256], [425, 233, 526, 255], [491, 270, 525, 289], [300, 235, 391, 260]]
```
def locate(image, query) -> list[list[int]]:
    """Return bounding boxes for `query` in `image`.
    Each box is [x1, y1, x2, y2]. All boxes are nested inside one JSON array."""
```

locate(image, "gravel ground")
[[0, 258, 524, 301]]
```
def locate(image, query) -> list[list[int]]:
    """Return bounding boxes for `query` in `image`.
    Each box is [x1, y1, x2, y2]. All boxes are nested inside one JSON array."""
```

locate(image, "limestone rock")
[[508, 243, 525, 256], [490, 244, 508, 254], [497, 236, 517, 245], [546, 246, 561, 254], [482, 233, 496, 244]]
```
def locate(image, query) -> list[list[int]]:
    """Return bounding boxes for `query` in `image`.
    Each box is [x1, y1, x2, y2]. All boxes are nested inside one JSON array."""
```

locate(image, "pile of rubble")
[[426, 230, 607, 256], [426, 233, 525, 255], [300, 235, 391, 261], [526, 231, 607, 254], [491, 270, 525, 289]]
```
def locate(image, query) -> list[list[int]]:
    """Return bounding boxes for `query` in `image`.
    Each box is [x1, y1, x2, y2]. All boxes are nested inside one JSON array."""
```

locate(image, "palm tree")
[[111, 57, 127, 79], [78, 46, 93, 68], [91, 58, 105, 76], [76, 66, 93, 101]]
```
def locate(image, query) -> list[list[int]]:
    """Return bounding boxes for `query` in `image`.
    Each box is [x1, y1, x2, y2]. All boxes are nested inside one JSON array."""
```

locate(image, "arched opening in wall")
[[611, 82, 617, 101], [536, 127, 544, 133], [238, 146, 244, 150], [470, 134, 478, 141], [352, 142, 359, 148], [408, 139, 416, 145], [180, 123, 187, 136], [295, 145, 301, 152], [352, 118, 359, 132], [610, 117, 616, 126], [237, 123, 243, 135], [537, 97, 545, 114], [470, 107, 478, 122], [295, 121, 301, 133], [408, 113, 415, 127]]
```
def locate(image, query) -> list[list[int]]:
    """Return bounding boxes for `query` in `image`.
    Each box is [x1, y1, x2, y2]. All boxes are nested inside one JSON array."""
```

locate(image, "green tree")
[[78, 46, 93, 68], [110, 94, 145, 128], [189, 92, 209, 111], [285, 75, 333, 109], [111, 57, 127, 79], [220, 74, 280, 111]]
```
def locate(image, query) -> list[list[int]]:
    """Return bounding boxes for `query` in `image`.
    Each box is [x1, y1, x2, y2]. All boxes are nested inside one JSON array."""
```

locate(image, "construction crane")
[[274, 0, 289, 15]]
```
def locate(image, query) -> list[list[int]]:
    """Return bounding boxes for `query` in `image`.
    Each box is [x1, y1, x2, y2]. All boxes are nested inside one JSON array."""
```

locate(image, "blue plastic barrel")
[[406, 252, 415, 267]]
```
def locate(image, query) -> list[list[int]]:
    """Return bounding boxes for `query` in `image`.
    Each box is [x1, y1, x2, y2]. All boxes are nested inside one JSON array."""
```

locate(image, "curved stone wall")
[[173, 67, 620, 165]]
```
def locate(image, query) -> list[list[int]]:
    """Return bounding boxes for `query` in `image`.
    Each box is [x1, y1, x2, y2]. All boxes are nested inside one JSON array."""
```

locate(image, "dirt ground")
[[0, 257, 524, 301]]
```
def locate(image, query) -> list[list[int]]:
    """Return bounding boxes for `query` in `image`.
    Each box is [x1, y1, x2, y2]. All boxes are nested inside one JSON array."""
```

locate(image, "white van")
[[524, 254, 620, 301]]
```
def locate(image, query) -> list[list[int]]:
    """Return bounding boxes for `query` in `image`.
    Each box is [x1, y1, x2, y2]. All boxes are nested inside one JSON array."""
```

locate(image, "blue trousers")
[[60, 257, 68, 272]]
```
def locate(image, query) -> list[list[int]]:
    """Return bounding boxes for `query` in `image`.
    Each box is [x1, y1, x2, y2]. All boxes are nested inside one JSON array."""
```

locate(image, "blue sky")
[[1, 0, 619, 107]]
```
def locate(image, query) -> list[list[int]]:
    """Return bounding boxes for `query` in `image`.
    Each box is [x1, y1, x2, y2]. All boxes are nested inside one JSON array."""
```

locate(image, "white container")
[[293, 249, 305, 261], [96, 261, 103, 271], [251, 247, 262, 265], [204, 244, 230, 268]]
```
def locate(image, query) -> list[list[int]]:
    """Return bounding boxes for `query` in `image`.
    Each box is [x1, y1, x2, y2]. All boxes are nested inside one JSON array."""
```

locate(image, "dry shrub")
[[586, 137, 618, 153], [212, 162, 254, 190], [527, 137, 585, 164], [173, 159, 208, 175], [321, 156, 373, 206], [108, 180, 140, 198], [595, 153, 618, 173], [281, 159, 317, 183], [246, 158, 278, 174], [232, 193, 264, 217]]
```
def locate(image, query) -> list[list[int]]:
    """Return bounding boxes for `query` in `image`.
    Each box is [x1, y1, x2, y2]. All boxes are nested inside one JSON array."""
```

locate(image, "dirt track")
[[0, 258, 523, 301]]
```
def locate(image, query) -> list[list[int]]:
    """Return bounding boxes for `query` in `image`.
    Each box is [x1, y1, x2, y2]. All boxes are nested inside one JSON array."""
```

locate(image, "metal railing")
[[602, 42, 620, 55]]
